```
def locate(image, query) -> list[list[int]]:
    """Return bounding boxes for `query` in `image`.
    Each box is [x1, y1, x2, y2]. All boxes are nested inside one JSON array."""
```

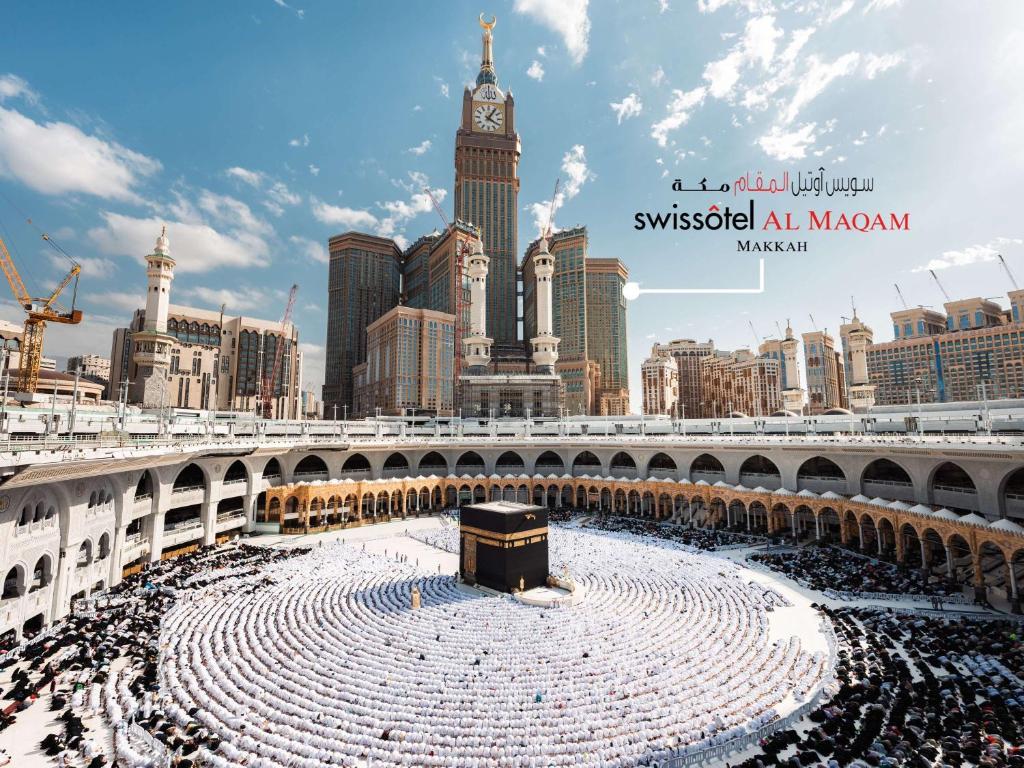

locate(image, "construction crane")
[[260, 284, 298, 419], [0, 233, 83, 395], [775, 320, 785, 339], [542, 178, 561, 239], [808, 313, 818, 331], [425, 187, 472, 376], [894, 284, 909, 310], [929, 269, 952, 302], [998, 254, 1019, 290], [747, 320, 761, 348]]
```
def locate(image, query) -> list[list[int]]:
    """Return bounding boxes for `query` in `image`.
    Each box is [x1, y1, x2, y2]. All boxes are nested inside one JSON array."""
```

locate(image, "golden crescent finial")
[[479, 13, 496, 32]]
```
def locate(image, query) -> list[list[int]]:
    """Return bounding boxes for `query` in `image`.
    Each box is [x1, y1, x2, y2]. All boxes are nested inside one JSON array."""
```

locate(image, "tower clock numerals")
[[473, 104, 503, 132]]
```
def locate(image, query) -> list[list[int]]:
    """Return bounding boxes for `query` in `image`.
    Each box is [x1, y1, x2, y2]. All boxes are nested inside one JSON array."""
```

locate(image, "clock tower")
[[454, 14, 521, 347]]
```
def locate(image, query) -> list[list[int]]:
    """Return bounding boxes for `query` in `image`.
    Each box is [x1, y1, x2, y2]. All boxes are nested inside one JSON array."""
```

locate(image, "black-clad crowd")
[[749, 545, 962, 598], [0, 543, 305, 767], [585, 515, 762, 551]]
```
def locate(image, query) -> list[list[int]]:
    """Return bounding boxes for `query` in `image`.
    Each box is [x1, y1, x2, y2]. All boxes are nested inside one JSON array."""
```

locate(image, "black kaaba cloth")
[[459, 501, 548, 593]]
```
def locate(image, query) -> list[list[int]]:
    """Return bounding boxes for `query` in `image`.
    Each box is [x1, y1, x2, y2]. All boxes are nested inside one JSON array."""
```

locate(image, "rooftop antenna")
[[998, 253, 1019, 290], [929, 269, 952, 302], [894, 283, 909, 310]]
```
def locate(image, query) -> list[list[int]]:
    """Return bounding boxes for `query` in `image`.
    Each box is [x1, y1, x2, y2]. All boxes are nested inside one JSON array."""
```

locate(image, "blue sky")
[[1, 0, 1022, 411]]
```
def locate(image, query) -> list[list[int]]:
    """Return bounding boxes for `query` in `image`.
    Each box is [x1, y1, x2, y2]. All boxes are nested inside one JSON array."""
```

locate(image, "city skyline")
[[0, 2, 1022, 413]]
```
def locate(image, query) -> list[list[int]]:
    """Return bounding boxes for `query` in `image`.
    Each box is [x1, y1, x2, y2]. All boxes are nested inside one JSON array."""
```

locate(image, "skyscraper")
[[802, 330, 847, 414], [323, 232, 402, 416], [586, 258, 630, 414], [650, 339, 715, 418], [453, 15, 520, 346], [641, 348, 678, 416]]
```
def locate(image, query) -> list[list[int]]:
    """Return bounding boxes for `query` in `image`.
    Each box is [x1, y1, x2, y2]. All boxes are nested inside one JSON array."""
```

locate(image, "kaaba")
[[459, 501, 549, 593]]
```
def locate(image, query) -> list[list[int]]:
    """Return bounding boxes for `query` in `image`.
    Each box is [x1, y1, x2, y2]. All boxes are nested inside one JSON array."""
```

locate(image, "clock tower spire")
[[454, 14, 521, 348]]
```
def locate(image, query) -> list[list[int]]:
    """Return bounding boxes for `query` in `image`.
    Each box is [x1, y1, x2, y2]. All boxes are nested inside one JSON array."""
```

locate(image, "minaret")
[[131, 227, 176, 407], [463, 236, 493, 374], [840, 311, 876, 412], [530, 236, 560, 374], [780, 320, 806, 414]]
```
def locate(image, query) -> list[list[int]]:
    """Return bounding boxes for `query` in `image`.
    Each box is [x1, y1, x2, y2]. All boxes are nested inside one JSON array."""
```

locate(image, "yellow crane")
[[0, 234, 83, 394]]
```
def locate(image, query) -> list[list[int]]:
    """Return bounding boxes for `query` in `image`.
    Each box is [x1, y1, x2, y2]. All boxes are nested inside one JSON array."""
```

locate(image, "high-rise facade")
[[866, 291, 1024, 405], [453, 16, 520, 346], [586, 259, 630, 415], [802, 330, 847, 414], [351, 306, 455, 417], [323, 232, 402, 416], [758, 324, 805, 413], [700, 350, 782, 418], [641, 349, 678, 416], [650, 339, 715, 418], [839, 315, 875, 411]]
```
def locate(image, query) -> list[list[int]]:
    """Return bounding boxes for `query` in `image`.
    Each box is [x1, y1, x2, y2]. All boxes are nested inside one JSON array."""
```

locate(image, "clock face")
[[473, 103, 503, 132]]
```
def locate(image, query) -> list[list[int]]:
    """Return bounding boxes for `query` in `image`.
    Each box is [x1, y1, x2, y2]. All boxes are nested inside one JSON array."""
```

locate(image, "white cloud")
[[703, 50, 745, 99], [267, 181, 300, 207], [757, 122, 818, 160], [657, 0, 670, 12], [864, 0, 901, 11], [271, 0, 304, 19], [183, 285, 276, 312], [47, 252, 115, 278], [610, 93, 643, 124], [225, 166, 263, 187], [308, 164, 320, 176], [826, 0, 855, 23], [651, 66, 666, 86], [782, 52, 860, 123], [650, 86, 706, 147], [913, 237, 1023, 273], [526, 144, 594, 234], [406, 139, 432, 156], [527, 60, 545, 82], [89, 290, 144, 312], [88, 211, 271, 274], [310, 199, 379, 230], [434, 77, 450, 98], [863, 52, 903, 79], [0, 74, 37, 104], [514, 0, 591, 65], [537, 46, 547, 57], [0, 105, 160, 202], [197, 190, 273, 238], [288, 133, 309, 147], [702, 15, 782, 100], [289, 235, 328, 264]]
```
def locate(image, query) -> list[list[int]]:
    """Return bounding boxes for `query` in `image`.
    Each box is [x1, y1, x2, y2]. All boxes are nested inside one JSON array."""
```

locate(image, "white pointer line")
[[623, 258, 765, 300]]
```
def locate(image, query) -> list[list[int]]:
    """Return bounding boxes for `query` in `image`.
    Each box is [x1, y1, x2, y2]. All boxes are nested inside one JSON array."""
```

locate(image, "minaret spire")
[[477, 14, 497, 86]]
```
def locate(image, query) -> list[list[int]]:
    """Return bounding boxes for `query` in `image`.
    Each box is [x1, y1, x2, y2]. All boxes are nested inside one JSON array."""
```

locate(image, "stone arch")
[[690, 453, 725, 482], [861, 458, 913, 501], [295, 454, 330, 477], [739, 455, 781, 489], [609, 452, 637, 478], [495, 451, 526, 474], [456, 451, 485, 475], [1, 564, 25, 600], [30, 554, 53, 591], [262, 457, 283, 484], [98, 532, 111, 560], [929, 461, 979, 513], [173, 463, 207, 493], [796, 456, 846, 493], [877, 516, 897, 557], [944, 532, 973, 585], [818, 506, 841, 541], [224, 460, 248, 484], [978, 541, 1008, 598], [76, 540, 93, 568], [382, 452, 410, 477], [135, 470, 155, 500], [534, 451, 565, 475], [572, 451, 601, 475], [646, 452, 677, 479], [418, 451, 448, 475]]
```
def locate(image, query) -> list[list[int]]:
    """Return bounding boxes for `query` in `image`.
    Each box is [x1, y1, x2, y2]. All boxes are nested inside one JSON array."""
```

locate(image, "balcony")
[[122, 534, 149, 563], [862, 478, 915, 502], [161, 519, 203, 548], [169, 485, 205, 507], [215, 511, 246, 534]]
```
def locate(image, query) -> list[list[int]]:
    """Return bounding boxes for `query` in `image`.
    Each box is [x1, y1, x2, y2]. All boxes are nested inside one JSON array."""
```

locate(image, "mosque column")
[[147, 489, 171, 565], [1008, 560, 1021, 614], [814, 514, 821, 541], [919, 538, 929, 576], [790, 511, 797, 539], [875, 525, 883, 556], [895, 530, 905, 564], [945, 543, 955, 579], [202, 482, 222, 547], [971, 550, 985, 602]]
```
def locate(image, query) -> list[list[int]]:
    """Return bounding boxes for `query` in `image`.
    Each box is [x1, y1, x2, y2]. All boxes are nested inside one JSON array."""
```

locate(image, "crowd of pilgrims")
[[738, 607, 1024, 768], [0, 519, 1019, 768], [749, 545, 963, 598], [580, 516, 764, 551], [0, 544, 306, 767]]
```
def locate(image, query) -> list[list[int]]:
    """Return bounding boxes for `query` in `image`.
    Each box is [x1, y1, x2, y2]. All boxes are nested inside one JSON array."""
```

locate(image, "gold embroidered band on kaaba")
[[459, 524, 549, 547]]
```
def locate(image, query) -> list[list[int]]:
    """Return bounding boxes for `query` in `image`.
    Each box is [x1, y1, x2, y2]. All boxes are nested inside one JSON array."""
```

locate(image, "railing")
[[933, 484, 978, 495], [163, 519, 202, 533], [823, 588, 974, 605], [171, 484, 205, 494]]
